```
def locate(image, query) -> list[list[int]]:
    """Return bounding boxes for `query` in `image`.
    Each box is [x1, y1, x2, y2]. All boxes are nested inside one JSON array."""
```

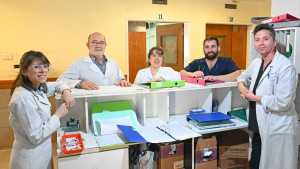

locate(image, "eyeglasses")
[[31, 64, 50, 71], [90, 41, 106, 46]]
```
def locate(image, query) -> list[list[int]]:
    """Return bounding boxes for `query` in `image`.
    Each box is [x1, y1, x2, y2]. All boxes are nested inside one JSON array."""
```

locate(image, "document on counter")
[[81, 132, 98, 149], [137, 125, 175, 143], [95, 134, 125, 147], [157, 121, 200, 141]]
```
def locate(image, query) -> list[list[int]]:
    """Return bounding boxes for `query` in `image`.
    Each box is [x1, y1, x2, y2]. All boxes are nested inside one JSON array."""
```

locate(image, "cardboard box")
[[158, 143, 184, 169], [218, 130, 249, 169], [195, 136, 217, 169]]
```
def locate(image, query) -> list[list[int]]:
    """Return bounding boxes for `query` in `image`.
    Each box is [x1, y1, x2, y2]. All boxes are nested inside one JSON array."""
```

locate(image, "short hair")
[[87, 32, 106, 44], [11, 50, 50, 95], [147, 47, 164, 59], [203, 37, 219, 47], [253, 24, 276, 40]]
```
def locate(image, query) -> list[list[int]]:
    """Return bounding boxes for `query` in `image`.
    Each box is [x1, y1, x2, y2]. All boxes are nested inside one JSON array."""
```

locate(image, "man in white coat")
[[57, 32, 130, 90], [237, 24, 298, 169]]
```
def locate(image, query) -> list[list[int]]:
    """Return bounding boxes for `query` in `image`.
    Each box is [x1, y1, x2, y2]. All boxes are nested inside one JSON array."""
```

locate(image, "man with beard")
[[57, 32, 130, 90], [180, 37, 241, 81]]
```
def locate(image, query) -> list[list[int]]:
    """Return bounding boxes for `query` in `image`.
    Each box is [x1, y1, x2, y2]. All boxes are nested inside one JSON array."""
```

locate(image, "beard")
[[205, 51, 218, 60]]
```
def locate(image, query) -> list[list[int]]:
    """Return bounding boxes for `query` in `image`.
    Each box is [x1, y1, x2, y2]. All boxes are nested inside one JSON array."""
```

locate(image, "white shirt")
[[9, 82, 68, 169], [134, 67, 180, 84], [57, 56, 124, 87]]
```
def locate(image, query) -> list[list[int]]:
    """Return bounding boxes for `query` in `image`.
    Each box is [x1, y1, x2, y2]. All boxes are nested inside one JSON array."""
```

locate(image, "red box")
[[271, 13, 299, 23], [61, 133, 84, 155], [262, 13, 299, 23]]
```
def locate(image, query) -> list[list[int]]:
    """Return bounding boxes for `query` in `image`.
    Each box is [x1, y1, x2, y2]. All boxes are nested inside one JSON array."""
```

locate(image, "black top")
[[248, 60, 270, 132], [184, 57, 239, 76]]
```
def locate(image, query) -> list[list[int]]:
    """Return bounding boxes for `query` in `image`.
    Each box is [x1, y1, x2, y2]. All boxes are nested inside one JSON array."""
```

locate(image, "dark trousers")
[[249, 132, 261, 169]]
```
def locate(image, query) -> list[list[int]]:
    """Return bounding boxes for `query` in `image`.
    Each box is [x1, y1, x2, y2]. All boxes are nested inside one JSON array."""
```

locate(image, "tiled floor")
[[0, 148, 58, 169], [0, 149, 10, 169]]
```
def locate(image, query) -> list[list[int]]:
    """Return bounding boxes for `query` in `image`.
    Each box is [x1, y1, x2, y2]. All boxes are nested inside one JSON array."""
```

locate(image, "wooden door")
[[128, 32, 147, 83], [157, 23, 184, 71], [206, 24, 247, 69]]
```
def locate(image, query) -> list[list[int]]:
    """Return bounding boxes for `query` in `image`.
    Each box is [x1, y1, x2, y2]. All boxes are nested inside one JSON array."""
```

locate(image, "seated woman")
[[134, 47, 180, 84]]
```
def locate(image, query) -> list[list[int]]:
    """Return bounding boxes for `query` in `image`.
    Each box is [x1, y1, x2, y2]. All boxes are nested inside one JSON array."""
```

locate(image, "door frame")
[[127, 20, 191, 81], [206, 22, 252, 67]]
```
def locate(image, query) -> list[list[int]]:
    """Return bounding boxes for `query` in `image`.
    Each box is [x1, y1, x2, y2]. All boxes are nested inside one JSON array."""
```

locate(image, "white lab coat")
[[57, 56, 124, 87], [9, 82, 68, 169], [238, 51, 298, 169], [134, 67, 180, 84]]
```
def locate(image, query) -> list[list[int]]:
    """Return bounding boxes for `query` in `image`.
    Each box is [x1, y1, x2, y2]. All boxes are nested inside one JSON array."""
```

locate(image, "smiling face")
[[87, 32, 106, 58], [203, 40, 219, 60], [254, 29, 276, 57], [149, 49, 163, 69], [22, 59, 49, 88]]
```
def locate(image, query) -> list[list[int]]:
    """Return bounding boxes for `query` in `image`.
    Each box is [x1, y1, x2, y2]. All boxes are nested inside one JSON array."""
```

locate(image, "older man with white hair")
[[58, 32, 130, 90]]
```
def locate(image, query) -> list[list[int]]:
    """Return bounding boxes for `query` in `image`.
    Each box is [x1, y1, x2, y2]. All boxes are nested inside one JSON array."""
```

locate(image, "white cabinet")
[[58, 148, 128, 169], [249, 27, 300, 73], [55, 83, 247, 169]]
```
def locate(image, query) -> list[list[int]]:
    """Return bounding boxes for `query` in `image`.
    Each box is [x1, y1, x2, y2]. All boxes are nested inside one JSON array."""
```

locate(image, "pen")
[[156, 126, 177, 141]]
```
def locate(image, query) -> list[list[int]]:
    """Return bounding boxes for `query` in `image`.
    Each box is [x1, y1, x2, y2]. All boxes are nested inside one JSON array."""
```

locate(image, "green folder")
[[227, 109, 247, 121], [91, 100, 134, 114]]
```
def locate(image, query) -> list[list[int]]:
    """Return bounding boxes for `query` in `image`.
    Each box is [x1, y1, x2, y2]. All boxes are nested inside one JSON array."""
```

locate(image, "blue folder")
[[187, 112, 231, 123], [117, 125, 147, 143]]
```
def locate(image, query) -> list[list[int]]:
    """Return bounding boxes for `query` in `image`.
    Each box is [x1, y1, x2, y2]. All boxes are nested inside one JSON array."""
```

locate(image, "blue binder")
[[117, 125, 147, 143], [187, 112, 231, 123]]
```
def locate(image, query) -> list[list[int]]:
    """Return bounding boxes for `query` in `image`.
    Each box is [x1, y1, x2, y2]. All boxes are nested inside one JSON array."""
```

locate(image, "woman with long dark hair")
[[9, 50, 74, 169]]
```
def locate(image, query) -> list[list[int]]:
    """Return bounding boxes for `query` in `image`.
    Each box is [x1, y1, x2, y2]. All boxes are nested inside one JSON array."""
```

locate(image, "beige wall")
[[271, 0, 300, 18], [0, 0, 271, 80]]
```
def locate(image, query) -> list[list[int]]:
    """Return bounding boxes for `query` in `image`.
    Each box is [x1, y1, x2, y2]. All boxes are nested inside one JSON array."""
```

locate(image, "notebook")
[[187, 112, 231, 123]]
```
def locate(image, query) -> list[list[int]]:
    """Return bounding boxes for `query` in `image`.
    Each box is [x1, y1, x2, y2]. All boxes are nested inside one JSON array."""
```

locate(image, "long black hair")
[[10, 50, 50, 95]]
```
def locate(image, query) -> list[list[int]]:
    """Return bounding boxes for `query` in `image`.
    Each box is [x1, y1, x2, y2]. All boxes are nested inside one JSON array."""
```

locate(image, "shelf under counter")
[[168, 114, 248, 135]]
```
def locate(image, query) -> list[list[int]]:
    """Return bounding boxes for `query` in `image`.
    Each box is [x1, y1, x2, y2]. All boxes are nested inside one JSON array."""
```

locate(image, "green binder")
[[141, 80, 185, 89]]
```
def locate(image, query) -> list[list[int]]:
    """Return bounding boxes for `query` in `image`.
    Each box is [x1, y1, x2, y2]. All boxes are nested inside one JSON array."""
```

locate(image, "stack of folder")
[[186, 111, 235, 130]]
